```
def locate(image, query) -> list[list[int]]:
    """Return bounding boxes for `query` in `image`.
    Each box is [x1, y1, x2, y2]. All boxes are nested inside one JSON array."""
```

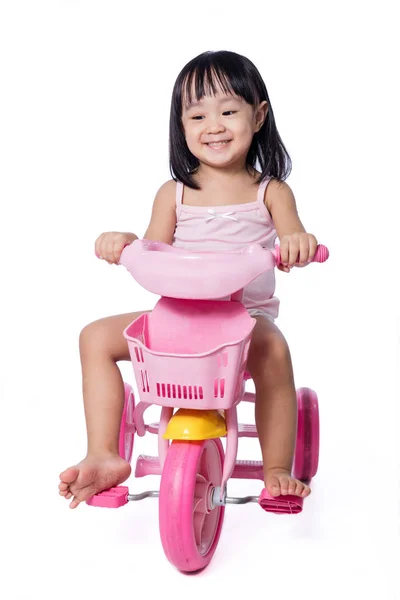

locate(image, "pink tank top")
[[172, 178, 279, 318]]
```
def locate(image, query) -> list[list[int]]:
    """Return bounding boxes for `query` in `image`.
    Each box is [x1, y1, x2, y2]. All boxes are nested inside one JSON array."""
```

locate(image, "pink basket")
[[124, 302, 255, 410]]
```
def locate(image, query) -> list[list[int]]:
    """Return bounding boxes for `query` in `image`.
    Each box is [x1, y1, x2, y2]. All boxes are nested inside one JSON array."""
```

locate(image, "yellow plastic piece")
[[163, 408, 227, 441]]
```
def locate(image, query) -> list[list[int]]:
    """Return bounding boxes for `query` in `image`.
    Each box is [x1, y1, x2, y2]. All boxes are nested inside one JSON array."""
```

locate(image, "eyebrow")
[[184, 96, 242, 110]]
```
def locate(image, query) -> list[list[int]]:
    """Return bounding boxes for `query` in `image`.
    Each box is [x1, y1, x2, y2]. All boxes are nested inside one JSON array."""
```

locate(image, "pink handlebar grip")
[[274, 244, 329, 266]]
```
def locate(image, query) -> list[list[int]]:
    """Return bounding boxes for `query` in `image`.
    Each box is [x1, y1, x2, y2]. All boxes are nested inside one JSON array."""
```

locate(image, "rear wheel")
[[293, 387, 319, 481], [159, 438, 225, 572]]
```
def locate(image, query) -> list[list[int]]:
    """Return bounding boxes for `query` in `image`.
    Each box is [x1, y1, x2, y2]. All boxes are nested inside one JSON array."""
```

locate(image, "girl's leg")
[[58, 311, 148, 508], [246, 316, 310, 498]]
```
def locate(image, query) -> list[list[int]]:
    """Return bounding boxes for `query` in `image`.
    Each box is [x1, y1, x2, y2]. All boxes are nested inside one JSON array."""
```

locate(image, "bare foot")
[[59, 454, 131, 509], [265, 467, 311, 498]]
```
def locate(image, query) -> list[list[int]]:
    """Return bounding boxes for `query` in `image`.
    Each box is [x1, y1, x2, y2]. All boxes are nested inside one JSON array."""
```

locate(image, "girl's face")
[[181, 87, 267, 171]]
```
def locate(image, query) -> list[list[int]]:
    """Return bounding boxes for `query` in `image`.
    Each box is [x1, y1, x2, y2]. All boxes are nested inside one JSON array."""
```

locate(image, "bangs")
[[181, 57, 259, 110]]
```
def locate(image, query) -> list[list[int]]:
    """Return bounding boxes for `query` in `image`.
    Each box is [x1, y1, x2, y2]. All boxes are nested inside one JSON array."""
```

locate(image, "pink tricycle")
[[87, 239, 329, 572]]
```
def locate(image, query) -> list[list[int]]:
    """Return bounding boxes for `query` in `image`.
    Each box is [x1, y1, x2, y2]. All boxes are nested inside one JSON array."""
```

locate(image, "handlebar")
[[115, 240, 329, 301]]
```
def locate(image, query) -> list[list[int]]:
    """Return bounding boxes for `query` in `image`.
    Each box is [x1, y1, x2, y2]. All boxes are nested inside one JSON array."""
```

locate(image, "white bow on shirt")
[[205, 209, 239, 223]]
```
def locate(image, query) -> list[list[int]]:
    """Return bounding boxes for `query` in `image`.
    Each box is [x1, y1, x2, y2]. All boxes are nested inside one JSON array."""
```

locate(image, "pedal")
[[86, 486, 129, 508], [258, 488, 303, 515]]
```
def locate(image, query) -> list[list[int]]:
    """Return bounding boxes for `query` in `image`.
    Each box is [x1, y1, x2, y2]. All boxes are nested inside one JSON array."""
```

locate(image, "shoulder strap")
[[175, 181, 183, 218], [257, 177, 271, 205], [176, 181, 183, 205]]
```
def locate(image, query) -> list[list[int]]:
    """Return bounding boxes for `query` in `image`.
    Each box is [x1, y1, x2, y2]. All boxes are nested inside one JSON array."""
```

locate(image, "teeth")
[[208, 141, 229, 147]]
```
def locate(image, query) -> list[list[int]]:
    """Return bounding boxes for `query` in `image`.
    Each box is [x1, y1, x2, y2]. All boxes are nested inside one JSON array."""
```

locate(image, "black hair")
[[169, 50, 292, 189]]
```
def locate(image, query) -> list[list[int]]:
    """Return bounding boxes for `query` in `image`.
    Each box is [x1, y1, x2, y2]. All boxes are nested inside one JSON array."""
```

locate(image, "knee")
[[249, 333, 292, 379], [268, 335, 291, 365], [79, 319, 111, 357]]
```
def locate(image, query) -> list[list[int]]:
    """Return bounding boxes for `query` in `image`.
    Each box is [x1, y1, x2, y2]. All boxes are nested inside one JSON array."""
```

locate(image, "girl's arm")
[[94, 181, 176, 264], [265, 180, 317, 271], [143, 180, 177, 244]]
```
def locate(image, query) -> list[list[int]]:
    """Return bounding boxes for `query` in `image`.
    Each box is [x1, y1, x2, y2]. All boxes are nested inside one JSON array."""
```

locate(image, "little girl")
[[59, 50, 318, 509]]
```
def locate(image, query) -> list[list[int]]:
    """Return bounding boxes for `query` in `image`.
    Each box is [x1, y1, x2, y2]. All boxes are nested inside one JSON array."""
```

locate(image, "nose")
[[205, 114, 225, 135]]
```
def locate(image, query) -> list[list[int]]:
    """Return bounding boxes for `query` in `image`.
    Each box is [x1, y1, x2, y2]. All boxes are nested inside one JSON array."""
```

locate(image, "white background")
[[1, 1, 399, 598]]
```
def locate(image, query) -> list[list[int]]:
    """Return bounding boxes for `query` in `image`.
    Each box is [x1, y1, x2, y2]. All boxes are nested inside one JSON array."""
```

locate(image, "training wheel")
[[293, 387, 319, 481], [118, 383, 135, 463]]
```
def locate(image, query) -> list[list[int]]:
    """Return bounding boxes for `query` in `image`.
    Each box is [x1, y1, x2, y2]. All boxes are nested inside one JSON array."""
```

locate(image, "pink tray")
[[119, 240, 275, 299]]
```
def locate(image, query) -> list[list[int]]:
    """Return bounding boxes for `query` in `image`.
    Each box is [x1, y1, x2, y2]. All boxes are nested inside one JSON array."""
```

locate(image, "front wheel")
[[293, 387, 319, 481], [159, 438, 225, 573]]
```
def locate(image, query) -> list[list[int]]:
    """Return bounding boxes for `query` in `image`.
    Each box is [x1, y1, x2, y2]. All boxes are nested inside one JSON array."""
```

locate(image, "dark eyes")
[[191, 111, 237, 120]]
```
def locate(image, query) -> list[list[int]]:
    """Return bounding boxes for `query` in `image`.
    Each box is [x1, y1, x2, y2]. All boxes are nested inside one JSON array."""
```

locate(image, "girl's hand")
[[95, 231, 137, 264], [278, 233, 318, 273]]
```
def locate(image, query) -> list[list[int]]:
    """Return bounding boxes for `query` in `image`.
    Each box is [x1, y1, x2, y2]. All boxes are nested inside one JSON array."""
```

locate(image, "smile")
[[205, 140, 232, 148]]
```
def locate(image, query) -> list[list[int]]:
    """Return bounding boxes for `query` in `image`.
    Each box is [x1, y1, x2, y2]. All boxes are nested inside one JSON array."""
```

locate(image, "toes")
[[59, 488, 73, 499], [288, 478, 297, 495], [268, 477, 281, 497], [69, 496, 81, 509], [59, 466, 79, 485], [279, 476, 290, 495], [294, 480, 304, 496], [291, 479, 311, 497], [266, 471, 312, 499]]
